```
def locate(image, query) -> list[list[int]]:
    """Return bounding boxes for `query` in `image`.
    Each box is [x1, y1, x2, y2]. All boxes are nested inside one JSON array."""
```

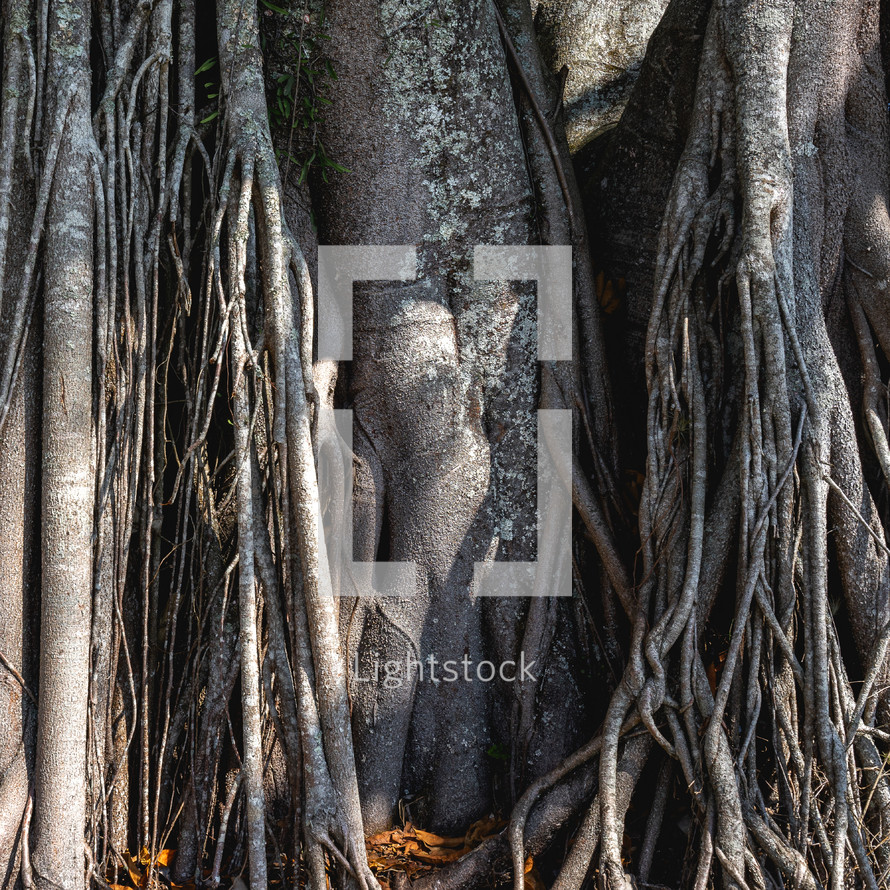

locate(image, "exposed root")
[[553, 0, 890, 888]]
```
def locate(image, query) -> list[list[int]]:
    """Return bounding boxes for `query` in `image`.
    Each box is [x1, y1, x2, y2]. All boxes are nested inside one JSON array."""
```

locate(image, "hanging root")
[[10, 0, 890, 885], [210, 0, 377, 885], [17, 0, 383, 879], [541, 0, 890, 889]]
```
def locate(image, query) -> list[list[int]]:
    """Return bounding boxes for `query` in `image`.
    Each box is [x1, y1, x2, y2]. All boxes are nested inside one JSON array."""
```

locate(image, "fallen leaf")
[[412, 827, 463, 849], [409, 846, 464, 866], [464, 815, 506, 846], [122, 852, 144, 888], [706, 650, 727, 695], [525, 868, 548, 890], [366, 814, 507, 881]]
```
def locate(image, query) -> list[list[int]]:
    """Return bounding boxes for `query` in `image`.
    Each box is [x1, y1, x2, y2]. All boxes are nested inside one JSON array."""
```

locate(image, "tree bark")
[[32, 0, 95, 886]]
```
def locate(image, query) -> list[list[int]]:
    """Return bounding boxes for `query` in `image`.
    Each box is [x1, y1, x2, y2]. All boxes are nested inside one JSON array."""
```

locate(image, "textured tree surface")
[[2, 0, 890, 888]]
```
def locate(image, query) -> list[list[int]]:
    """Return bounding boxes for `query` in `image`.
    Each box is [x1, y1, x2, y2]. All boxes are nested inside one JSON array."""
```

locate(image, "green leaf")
[[200, 110, 219, 124], [486, 743, 509, 762], [298, 152, 315, 184], [259, 0, 288, 13], [195, 56, 216, 75]]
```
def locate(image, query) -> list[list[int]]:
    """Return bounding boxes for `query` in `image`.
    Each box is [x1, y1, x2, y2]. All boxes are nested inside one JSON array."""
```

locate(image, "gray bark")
[[0, 2, 39, 880], [3, 0, 890, 888], [315, 0, 583, 835], [533, 0, 671, 150], [0, 323, 38, 887], [32, 0, 95, 886]]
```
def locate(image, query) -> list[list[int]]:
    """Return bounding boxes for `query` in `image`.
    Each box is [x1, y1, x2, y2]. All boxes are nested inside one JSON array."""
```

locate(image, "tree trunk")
[[533, 0, 671, 149], [32, 1, 95, 887], [0, 2, 39, 881], [2, 0, 890, 888]]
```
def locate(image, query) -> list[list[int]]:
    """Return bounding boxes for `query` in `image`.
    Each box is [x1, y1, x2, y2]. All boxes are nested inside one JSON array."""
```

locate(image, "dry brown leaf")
[[369, 856, 404, 870], [525, 868, 548, 890], [366, 814, 507, 881], [123, 852, 143, 888], [464, 815, 506, 846], [366, 829, 395, 847], [411, 827, 463, 849], [409, 846, 464, 866]]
